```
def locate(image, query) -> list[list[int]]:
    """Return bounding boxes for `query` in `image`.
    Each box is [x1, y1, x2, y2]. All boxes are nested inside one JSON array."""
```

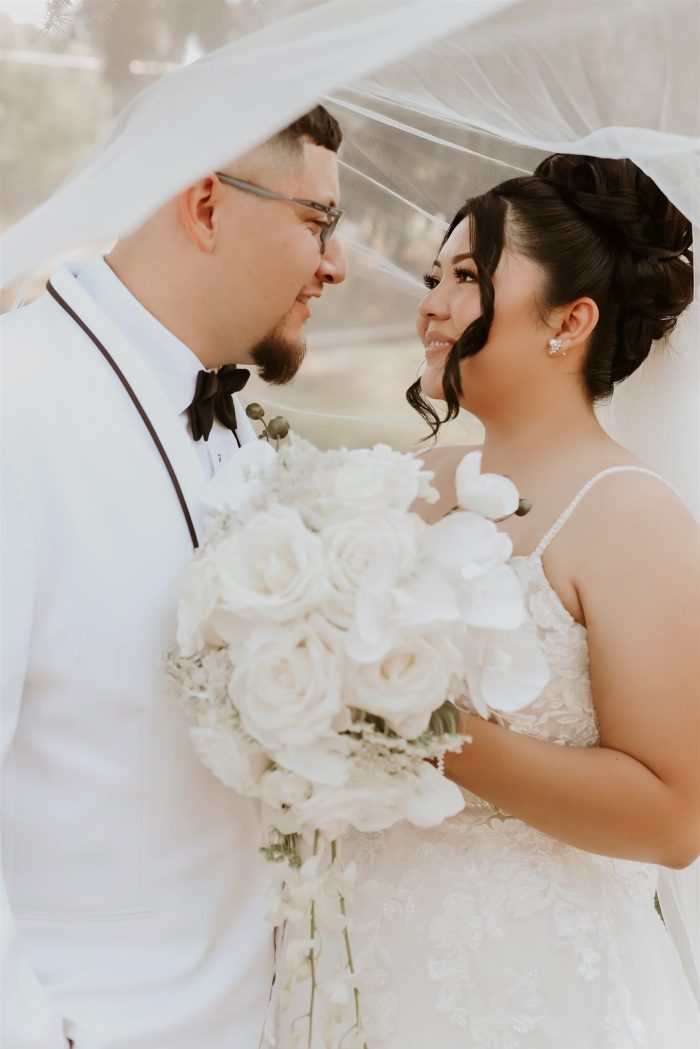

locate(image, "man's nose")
[[317, 236, 347, 285]]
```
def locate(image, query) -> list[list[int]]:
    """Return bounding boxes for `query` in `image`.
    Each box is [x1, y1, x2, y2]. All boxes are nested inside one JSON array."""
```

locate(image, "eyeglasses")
[[215, 172, 343, 253]]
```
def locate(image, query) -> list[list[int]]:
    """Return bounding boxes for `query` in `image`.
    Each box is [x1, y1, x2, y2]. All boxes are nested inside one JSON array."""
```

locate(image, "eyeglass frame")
[[215, 172, 343, 253]]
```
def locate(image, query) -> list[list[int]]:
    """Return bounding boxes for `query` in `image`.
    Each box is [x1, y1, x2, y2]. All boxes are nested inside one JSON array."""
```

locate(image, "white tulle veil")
[[2, 0, 698, 1003]]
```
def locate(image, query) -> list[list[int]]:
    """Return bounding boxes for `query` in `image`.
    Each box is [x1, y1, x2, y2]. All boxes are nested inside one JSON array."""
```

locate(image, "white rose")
[[210, 505, 326, 629], [455, 451, 520, 519], [326, 445, 429, 514], [230, 620, 345, 750], [463, 627, 550, 717], [276, 444, 433, 528], [346, 629, 458, 738], [323, 509, 423, 598], [189, 720, 270, 794]]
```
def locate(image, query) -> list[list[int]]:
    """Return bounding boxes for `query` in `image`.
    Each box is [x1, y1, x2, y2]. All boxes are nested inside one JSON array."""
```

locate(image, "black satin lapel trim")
[[47, 280, 200, 550]]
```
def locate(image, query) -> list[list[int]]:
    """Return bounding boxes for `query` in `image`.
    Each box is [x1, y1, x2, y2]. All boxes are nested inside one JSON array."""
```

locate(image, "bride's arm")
[[445, 477, 700, 869]]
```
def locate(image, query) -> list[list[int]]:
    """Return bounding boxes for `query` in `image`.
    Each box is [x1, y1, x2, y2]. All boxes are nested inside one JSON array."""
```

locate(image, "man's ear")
[[178, 175, 220, 253]]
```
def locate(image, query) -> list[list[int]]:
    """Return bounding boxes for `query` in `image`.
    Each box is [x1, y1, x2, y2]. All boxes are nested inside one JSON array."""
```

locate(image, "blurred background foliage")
[[0, 0, 481, 449]]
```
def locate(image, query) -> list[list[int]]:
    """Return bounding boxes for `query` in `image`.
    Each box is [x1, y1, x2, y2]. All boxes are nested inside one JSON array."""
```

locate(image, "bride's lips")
[[424, 333, 455, 359]]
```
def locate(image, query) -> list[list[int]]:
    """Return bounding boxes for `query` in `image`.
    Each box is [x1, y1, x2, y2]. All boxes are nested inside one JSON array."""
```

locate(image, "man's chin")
[[249, 331, 306, 385]]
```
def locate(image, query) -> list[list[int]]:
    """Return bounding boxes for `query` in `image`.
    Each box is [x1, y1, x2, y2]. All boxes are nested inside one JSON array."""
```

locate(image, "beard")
[[248, 328, 306, 385]]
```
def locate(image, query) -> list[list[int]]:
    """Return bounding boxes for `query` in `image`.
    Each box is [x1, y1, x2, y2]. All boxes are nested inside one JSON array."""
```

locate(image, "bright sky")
[[0, 0, 245, 25], [1, 1, 48, 26]]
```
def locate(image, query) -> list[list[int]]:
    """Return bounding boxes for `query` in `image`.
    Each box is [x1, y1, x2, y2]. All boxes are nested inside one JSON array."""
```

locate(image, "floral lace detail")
[[329, 554, 667, 1047], [344, 812, 659, 1047], [278, 541, 696, 1047], [459, 554, 599, 749]]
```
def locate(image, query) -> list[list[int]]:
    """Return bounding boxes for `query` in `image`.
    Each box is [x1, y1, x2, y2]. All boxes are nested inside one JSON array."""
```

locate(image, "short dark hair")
[[408, 155, 693, 437], [276, 104, 342, 153]]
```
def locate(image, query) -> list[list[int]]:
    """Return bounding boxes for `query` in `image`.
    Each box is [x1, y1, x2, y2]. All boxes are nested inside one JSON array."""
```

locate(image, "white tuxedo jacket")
[[1, 266, 274, 1049]]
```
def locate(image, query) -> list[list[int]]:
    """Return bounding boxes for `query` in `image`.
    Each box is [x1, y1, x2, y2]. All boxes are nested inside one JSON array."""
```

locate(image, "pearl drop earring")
[[548, 338, 565, 356]]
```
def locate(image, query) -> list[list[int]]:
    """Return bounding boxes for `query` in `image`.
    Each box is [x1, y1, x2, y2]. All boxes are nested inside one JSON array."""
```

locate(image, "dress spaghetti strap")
[[533, 466, 678, 559]]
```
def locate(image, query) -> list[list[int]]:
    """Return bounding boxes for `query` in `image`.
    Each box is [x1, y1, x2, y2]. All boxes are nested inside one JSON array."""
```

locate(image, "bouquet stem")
[[332, 840, 367, 1049], [307, 830, 320, 1049]]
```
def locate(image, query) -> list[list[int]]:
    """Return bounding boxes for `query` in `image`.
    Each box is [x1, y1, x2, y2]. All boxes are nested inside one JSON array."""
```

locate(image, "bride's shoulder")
[[412, 443, 482, 523], [568, 465, 698, 576], [578, 466, 694, 528]]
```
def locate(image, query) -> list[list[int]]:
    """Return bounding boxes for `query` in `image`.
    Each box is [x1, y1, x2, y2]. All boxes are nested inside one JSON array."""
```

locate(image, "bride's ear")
[[550, 298, 599, 359]]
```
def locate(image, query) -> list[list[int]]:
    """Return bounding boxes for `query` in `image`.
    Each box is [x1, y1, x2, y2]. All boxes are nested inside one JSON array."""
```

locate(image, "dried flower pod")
[[267, 416, 290, 439], [515, 498, 532, 517], [245, 402, 266, 421]]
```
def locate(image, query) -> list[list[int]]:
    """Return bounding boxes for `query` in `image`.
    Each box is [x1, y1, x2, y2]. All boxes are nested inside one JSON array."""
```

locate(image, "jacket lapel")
[[49, 263, 208, 544]]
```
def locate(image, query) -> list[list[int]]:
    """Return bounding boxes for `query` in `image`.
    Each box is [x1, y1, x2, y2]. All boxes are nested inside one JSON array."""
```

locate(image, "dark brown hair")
[[407, 155, 694, 436], [277, 104, 342, 153]]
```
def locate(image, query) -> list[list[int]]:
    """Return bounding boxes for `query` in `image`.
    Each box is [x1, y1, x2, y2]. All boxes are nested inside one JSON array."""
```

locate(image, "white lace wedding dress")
[[275, 468, 699, 1048]]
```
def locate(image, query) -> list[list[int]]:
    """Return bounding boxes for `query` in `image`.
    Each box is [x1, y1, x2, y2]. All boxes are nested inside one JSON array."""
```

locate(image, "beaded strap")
[[534, 466, 678, 559]]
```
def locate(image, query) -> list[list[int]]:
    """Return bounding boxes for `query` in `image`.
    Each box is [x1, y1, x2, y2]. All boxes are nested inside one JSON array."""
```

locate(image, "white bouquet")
[[167, 435, 548, 1048]]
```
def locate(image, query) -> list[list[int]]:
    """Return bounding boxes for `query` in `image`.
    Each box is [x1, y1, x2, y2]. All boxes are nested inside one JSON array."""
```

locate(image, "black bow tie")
[[187, 365, 250, 442]]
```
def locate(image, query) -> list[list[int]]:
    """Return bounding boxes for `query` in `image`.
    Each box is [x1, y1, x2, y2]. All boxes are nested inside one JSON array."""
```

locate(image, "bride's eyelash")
[[422, 268, 477, 290]]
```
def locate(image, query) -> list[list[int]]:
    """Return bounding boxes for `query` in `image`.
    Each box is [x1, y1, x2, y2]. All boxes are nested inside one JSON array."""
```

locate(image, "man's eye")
[[306, 219, 327, 239], [306, 214, 328, 228]]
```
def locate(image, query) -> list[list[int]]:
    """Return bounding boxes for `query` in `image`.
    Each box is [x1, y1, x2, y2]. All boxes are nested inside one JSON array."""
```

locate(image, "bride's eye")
[[453, 266, 477, 283], [422, 273, 439, 290]]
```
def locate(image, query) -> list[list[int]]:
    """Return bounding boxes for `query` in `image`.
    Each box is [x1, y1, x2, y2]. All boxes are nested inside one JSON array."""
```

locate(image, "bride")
[[275, 154, 699, 1047]]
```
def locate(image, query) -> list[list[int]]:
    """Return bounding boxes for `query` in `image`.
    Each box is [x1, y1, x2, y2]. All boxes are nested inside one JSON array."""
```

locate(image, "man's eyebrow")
[[432, 252, 474, 268]]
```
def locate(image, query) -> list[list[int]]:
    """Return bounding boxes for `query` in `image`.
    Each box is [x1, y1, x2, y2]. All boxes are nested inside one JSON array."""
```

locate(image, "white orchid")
[[463, 627, 550, 718], [455, 450, 520, 519], [424, 508, 513, 581]]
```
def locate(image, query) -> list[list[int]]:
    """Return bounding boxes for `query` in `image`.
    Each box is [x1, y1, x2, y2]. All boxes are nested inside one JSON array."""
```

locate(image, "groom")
[[1, 105, 346, 1049]]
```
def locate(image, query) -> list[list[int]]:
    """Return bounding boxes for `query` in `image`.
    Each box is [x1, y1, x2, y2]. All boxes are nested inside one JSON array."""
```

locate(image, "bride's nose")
[[417, 283, 450, 322]]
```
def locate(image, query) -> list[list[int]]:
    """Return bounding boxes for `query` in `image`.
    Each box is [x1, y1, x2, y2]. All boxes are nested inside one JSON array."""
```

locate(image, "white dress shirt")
[[76, 257, 248, 478]]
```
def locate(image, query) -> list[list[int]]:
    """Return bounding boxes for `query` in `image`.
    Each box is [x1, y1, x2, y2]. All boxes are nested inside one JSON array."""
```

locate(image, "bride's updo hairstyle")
[[408, 155, 694, 435]]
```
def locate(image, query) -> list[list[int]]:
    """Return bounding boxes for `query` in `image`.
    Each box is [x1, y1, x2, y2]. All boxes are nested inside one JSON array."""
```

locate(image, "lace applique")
[[277, 543, 691, 1048], [345, 816, 657, 1046], [457, 555, 600, 749]]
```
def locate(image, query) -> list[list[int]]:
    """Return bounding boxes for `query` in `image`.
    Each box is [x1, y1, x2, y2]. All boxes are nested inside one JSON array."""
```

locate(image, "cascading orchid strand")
[[166, 435, 549, 1047]]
